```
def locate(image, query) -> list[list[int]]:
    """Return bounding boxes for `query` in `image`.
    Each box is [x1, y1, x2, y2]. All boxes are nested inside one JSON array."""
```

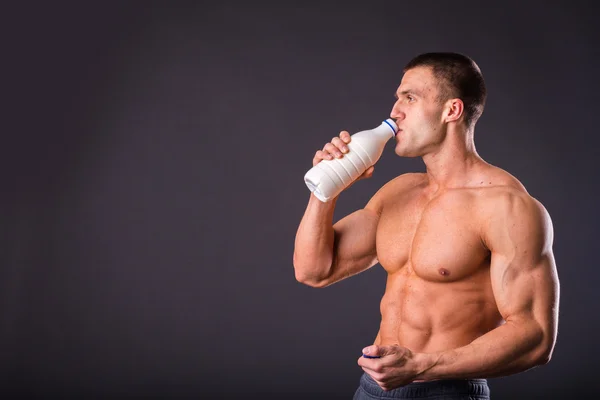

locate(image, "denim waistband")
[[359, 372, 490, 399]]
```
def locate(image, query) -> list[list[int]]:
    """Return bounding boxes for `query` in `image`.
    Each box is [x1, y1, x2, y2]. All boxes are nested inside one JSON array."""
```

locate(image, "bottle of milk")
[[304, 119, 398, 202]]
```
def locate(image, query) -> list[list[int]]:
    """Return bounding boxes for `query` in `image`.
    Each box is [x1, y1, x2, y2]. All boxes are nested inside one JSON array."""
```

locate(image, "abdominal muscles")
[[377, 264, 503, 353]]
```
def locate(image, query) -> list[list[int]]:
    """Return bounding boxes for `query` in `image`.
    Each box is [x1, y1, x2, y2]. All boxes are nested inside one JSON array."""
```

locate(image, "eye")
[[407, 95, 415, 102]]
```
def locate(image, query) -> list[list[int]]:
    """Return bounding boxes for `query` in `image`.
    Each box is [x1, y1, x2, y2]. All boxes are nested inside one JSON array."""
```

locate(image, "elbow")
[[534, 344, 554, 366], [296, 274, 323, 288], [292, 253, 331, 288], [294, 269, 329, 288], [293, 267, 313, 286], [532, 331, 556, 366], [532, 351, 551, 367], [537, 353, 551, 366]]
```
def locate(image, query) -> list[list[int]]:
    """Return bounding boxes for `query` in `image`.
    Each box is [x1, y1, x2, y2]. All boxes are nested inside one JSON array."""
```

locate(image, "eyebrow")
[[394, 89, 420, 98]]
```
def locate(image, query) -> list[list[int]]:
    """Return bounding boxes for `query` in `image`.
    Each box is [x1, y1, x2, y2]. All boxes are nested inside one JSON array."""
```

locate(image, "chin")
[[394, 145, 420, 158]]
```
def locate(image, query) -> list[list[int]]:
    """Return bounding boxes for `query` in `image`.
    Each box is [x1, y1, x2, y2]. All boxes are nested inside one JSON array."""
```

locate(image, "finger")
[[362, 368, 384, 383], [359, 166, 375, 180], [361, 363, 384, 375], [316, 149, 333, 161], [364, 344, 400, 358], [324, 143, 343, 158], [379, 382, 392, 392], [357, 356, 384, 373], [312, 151, 331, 166], [312, 150, 333, 166], [339, 131, 351, 143], [362, 345, 382, 357], [362, 368, 394, 391], [331, 137, 349, 153]]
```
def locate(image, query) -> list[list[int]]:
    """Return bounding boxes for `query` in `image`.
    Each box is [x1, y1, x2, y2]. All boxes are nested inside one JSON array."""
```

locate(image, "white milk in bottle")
[[304, 119, 398, 202]]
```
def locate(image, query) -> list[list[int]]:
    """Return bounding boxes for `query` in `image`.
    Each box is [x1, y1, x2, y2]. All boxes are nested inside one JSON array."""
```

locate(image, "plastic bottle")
[[304, 119, 398, 202]]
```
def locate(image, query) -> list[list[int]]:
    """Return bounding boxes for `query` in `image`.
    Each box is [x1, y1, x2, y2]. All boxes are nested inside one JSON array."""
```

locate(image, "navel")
[[439, 268, 450, 277]]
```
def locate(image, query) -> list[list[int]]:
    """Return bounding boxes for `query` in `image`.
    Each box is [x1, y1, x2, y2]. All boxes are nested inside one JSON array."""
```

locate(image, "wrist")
[[413, 352, 441, 381], [309, 192, 338, 208]]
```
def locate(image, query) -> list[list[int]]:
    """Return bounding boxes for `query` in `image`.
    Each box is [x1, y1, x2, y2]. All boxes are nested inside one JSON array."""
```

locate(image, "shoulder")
[[381, 172, 428, 195], [476, 165, 549, 222], [479, 187, 553, 254], [366, 172, 427, 211], [467, 164, 552, 250], [484, 188, 551, 228]]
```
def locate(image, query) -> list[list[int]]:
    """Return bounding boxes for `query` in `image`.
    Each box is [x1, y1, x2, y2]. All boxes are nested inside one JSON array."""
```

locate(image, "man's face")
[[390, 66, 447, 157]]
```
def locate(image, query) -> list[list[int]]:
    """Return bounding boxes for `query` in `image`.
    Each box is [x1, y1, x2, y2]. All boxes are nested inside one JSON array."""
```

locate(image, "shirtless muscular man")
[[293, 52, 559, 399]]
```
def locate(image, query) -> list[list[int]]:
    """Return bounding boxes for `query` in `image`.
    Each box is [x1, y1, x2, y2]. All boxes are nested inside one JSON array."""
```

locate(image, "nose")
[[390, 101, 405, 121]]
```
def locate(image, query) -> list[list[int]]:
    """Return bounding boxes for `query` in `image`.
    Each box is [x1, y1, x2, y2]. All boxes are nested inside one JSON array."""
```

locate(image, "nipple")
[[439, 268, 450, 277]]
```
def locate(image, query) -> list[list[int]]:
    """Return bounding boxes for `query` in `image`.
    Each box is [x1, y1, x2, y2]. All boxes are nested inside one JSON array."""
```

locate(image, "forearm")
[[416, 319, 551, 380], [293, 194, 338, 283]]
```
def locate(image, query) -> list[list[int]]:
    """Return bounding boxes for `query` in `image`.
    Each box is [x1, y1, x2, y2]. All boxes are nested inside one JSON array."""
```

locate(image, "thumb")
[[362, 344, 397, 358], [362, 345, 382, 358], [359, 166, 375, 180]]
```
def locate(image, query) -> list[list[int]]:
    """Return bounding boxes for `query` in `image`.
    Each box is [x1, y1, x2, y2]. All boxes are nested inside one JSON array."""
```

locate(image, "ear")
[[443, 98, 464, 123]]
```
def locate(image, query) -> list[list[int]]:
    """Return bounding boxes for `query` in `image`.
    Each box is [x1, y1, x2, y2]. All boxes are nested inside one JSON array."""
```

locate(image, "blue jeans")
[[353, 373, 490, 399]]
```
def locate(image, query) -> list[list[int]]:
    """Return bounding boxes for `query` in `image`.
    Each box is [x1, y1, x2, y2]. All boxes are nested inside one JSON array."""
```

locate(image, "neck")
[[421, 125, 482, 191]]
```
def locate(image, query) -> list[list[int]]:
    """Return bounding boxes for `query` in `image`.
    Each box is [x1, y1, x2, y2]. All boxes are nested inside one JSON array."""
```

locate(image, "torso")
[[373, 168, 525, 353]]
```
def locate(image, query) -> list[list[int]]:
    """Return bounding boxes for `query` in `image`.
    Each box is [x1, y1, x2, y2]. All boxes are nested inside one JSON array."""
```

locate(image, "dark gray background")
[[2, 1, 598, 398]]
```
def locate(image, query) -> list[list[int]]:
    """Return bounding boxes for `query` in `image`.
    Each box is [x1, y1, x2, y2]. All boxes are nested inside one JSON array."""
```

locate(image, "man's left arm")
[[419, 194, 560, 379], [358, 193, 559, 388]]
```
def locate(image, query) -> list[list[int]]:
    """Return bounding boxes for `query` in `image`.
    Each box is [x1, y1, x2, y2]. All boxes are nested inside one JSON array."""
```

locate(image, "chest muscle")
[[376, 191, 489, 281]]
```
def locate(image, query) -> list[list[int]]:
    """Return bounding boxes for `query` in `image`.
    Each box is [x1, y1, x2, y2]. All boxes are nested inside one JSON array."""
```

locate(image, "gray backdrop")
[[2, 1, 598, 398]]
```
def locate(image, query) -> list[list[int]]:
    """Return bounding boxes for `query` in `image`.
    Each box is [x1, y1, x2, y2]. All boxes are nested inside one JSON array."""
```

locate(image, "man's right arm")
[[293, 193, 380, 288], [293, 130, 381, 288]]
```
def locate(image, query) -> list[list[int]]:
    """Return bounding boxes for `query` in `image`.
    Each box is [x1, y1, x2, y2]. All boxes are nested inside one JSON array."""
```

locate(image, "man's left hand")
[[357, 344, 423, 391]]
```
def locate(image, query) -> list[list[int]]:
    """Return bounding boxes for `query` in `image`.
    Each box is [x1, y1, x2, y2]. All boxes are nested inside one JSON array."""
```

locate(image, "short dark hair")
[[404, 52, 487, 127]]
